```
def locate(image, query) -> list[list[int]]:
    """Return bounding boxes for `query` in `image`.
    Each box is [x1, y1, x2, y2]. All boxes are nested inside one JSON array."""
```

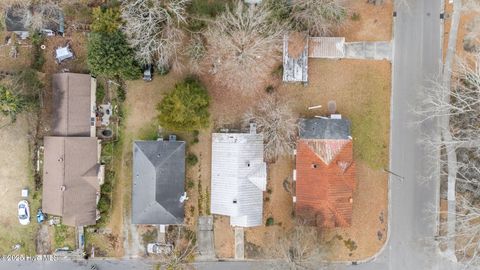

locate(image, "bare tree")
[[437, 195, 480, 267], [184, 33, 206, 74], [30, 2, 62, 31], [205, 1, 284, 94], [160, 226, 196, 270], [0, 0, 29, 9], [243, 95, 298, 162], [290, 0, 347, 36], [121, 0, 189, 70], [3, 1, 61, 32], [415, 55, 480, 133], [277, 220, 326, 269]]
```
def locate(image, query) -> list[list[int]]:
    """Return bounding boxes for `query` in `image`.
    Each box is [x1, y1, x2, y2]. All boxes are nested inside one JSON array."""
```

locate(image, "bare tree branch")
[[277, 219, 326, 269], [243, 95, 298, 162], [290, 0, 347, 36], [205, 1, 284, 94], [121, 0, 190, 69]]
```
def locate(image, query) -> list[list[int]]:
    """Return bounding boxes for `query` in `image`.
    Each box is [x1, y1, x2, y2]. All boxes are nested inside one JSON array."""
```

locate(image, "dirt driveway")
[[0, 113, 39, 255]]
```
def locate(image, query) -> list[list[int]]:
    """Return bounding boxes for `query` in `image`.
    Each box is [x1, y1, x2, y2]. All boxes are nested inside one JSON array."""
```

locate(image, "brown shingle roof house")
[[295, 118, 356, 228], [42, 137, 101, 226], [52, 73, 96, 137]]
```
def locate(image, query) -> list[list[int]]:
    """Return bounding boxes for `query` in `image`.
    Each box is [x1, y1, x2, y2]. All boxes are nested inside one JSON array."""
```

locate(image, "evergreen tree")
[[158, 77, 210, 131]]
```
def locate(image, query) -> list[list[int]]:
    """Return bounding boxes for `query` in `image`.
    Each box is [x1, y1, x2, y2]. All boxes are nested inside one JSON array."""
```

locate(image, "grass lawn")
[[0, 114, 40, 255], [348, 69, 390, 170]]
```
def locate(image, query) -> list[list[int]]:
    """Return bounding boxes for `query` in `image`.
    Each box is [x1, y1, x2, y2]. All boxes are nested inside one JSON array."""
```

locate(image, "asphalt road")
[[0, 1, 459, 270]]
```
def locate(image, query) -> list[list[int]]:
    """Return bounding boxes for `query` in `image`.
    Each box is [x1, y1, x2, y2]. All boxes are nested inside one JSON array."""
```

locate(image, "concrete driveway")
[[344, 41, 392, 60]]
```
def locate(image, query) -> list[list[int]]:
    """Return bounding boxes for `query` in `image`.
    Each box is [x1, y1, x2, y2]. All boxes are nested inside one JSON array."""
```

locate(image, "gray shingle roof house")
[[132, 140, 186, 225], [299, 118, 351, 140]]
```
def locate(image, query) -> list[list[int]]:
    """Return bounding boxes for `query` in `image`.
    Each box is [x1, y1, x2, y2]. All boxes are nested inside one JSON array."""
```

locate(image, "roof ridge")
[[137, 141, 185, 169], [304, 139, 350, 165]]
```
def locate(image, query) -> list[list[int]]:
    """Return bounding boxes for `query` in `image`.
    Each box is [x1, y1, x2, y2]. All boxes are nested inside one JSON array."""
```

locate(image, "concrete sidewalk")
[[234, 227, 244, 260]]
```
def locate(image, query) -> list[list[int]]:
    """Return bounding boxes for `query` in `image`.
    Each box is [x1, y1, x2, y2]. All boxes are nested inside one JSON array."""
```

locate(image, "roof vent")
[[60, 185, 66, 191], [233, 199, 237, 204], [179, 192, 188, 203], [58, 157, 64, 162], [169, 134, 176, 141], [312, 164, 318, 169], [246, 161, 250, 167]]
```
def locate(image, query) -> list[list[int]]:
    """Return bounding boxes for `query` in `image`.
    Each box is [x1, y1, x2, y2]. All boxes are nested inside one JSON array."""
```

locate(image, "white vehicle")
[[147, 243, 173, 255], [18, 200, 30, 225]]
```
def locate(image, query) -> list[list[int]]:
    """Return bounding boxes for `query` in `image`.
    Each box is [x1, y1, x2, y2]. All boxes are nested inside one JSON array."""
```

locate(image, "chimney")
[[249, 123, 257, 134]]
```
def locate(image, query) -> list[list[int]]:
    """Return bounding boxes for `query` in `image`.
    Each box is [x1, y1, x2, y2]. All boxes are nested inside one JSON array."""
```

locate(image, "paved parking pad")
[[345, 41, 392, 60], [197, 216, 215, 261]]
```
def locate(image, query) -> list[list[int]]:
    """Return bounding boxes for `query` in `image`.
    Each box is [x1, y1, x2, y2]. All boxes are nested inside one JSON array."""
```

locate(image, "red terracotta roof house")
[[295, 118, 356, 228]]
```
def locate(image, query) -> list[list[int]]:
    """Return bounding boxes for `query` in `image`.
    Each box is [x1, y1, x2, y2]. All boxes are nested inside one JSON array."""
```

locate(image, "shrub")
[[157, 77, 210, 131], [116, 85, 126, 102], [191, 130, 200, 144], [187, 179, 195, 189], [64, 2, 93, 24], [265, 85, 275, 94], [263, 0, 292, 24], [0, 84, 24, 122], [91, 7, 122, 34], [97, 195, 111, 214], [101, 181, 113, 194], [344, 238, 358, 251], [30, 32, 45, 70], [96, 83, 105, 103], [187, 153, 198, 167], [351, 12, 361, 21], [266, 217, 274, 226], [87, 31, 141, 80]]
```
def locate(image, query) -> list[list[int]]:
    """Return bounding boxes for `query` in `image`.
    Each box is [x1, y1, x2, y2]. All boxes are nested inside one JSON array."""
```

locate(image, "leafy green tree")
[[158, 78, 210, 131], [0, 85, 24, 122], [87, 31, 141, 79], [91, 7, 122, 34]]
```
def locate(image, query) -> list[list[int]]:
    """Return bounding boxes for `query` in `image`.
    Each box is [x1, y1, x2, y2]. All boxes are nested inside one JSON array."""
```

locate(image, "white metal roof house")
[[211, 125, 267, 227]]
